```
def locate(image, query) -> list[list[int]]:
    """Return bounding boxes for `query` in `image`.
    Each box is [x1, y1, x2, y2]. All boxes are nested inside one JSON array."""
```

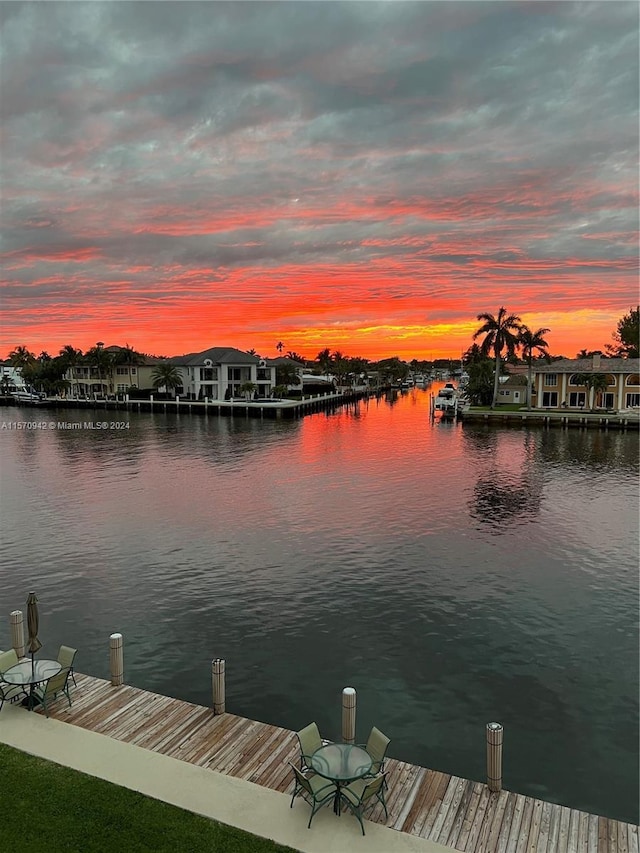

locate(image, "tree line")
[[4, 306, 637, 399]]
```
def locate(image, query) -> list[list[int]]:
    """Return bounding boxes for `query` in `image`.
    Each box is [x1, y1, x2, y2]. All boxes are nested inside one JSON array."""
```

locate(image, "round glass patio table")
[[310, 743, 372, 816], [2, 660, 62, 711]]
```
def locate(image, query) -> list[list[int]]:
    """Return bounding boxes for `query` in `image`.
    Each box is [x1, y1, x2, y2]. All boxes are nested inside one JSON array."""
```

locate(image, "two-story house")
[[64, 346, 161, 397], [530, 355, 640, 411], [0, 360, 27, 392], [169, 348, 277, 401]]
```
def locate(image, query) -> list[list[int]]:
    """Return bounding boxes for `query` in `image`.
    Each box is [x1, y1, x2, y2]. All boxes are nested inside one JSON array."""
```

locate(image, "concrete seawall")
[[459, 408, 639, 430]]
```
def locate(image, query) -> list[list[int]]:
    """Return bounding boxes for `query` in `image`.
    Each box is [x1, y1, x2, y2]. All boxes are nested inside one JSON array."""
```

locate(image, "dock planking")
[[35, 673, 637, 852]]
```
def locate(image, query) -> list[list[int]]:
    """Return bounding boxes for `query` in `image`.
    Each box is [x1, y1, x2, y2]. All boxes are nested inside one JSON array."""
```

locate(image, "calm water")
[[0, 390, 638, 824]]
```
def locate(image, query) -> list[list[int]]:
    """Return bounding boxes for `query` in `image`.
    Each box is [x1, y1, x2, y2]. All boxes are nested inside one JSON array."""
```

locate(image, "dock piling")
[[10, 610, 25, 658], [486, 721, 503, 791], [342, 686, 357, 744], [212, 658, 226, 714], [109, 632, 124, 686]]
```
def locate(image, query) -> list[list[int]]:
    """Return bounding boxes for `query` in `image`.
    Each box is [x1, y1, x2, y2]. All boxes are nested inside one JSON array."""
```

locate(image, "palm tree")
[[573, 373, 610, 410], [473, 307, 522, 408], [113, 344, 144, 392], [316, 348, 333, 376], [519, 326, 550, 408], [239, 381, 257, 400], [285, 351, 305, 363], [86, 342, 113, 396], [275, 363, 301, 389], [276, 341, 284, 354], [8, 346, 37, 391], [151, 362, 182, 397], [58, 345, 83, 398]]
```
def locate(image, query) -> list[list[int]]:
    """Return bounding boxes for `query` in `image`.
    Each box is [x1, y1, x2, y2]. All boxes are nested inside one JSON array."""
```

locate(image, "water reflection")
[[464, 430, 543, 529], [0, 398, 637, 823]]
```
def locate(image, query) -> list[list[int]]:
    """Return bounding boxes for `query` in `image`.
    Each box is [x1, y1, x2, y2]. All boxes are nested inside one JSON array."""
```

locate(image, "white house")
[[170, 347, 277, 400], [0, 361, 27, 392]]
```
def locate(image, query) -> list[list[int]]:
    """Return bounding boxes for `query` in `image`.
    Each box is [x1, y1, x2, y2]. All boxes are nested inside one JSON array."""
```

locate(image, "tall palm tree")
[[113, 343, 143, 391], [276, 341, 284, 354], [58, 345, 83, 398], [151, 362, 182, 397], [518, 326, 550, 408], [275, 363, 301, 388], [574, 373, 610, 410], [316, 348, 333, 376], [86, 342, 113, 396], [473, 307, 522, 408], [8, 345, 37, 391], [285, 351, 305, 363]]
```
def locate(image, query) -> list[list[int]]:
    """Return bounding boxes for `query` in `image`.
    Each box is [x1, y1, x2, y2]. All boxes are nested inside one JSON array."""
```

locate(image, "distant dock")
[[0, 389, 375, 419], [459, 408, 639, 431]]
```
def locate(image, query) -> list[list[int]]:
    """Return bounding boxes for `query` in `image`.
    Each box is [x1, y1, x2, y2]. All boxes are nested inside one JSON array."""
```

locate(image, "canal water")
[[0, 389, 637, 824]]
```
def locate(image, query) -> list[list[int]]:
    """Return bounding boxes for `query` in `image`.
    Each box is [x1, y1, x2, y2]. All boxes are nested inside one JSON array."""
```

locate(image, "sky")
[[1, 1, 638, 362]]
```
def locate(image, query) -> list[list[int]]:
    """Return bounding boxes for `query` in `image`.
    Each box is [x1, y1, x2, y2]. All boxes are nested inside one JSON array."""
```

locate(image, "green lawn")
[[0, 743, 297, 853]]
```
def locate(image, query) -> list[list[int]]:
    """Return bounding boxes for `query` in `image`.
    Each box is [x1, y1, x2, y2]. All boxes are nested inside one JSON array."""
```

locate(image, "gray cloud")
[[1, 1, 637, 354]]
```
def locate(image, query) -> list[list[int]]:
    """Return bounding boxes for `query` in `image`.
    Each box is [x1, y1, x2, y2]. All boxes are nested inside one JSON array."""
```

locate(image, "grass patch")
[[0, 743, 297, 853]]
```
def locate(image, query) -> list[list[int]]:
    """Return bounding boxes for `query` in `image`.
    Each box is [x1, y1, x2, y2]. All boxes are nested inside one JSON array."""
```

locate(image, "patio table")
[[2, 659, 61, 711], [310, 743, 372, 816]]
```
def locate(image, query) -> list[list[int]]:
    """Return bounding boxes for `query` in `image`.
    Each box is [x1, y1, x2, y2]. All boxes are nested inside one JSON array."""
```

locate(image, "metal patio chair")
[[295, 722, 326, 773], [289, 763, 337, 828], [0, 649, 19, 675], [340, 773, 388, 836], [56, 645, 78, 688], [0, 679, 26, 711], [361, 726, 391, 782], [34, 667, 72, 717]]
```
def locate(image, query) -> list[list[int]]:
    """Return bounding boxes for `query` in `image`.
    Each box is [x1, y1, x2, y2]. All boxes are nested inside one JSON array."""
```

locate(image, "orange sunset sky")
[[1, 1, 638, 362]]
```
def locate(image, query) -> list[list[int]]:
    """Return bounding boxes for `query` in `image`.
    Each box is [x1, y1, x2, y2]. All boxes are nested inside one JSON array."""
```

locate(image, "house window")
[[200, 367, 217, 381], [601, 393, 615, 409], [116, 367, 129, 375], [116, 384, 128, 393], [257, 369, 269, 381], [568, 374, 580, 386], [543, 374, 557, 387], [228, 367, 250, 381], [569, 392, 586, 407], [625, 393, 640, 408], [626, 374, 640, 386], [542, 392, 558, 407]]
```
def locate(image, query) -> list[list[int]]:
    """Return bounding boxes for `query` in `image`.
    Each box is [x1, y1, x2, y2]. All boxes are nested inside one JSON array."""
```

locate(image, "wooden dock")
[[38, 674, 638, 852]]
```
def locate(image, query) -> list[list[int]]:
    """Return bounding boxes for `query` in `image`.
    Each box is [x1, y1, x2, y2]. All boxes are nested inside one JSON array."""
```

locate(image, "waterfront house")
[[64, 346, 161, 398], [169, 348, 277, 401], [0, 360, 27, 393], [530, 355, 640, 411]]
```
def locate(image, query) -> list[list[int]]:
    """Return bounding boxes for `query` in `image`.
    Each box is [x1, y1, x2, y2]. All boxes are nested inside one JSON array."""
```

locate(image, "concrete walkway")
[[0, 702, 453, 853]]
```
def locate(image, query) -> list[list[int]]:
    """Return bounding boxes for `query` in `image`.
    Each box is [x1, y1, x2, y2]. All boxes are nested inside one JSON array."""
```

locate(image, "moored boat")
[[433, 382, 459, 417]]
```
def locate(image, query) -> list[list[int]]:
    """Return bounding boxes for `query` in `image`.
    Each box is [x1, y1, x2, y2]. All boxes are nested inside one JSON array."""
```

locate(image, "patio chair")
[[339, 773, 388, 836], [361, 726, 391, 781], [56, 645, 78, 688], [295, 722, 325, 773], [288, 763, 337, 829], [0, 649, 19, 675], [34, 667, 72, 717], [0, 680, 26, 711]]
